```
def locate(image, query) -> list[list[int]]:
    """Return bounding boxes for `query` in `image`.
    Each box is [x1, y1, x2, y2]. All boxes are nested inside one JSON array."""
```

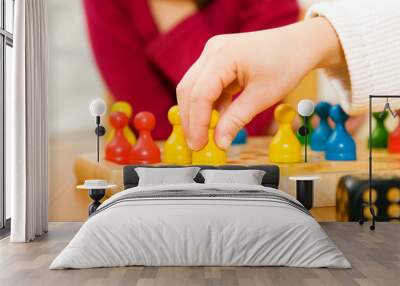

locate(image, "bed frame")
[[123, 165, 280, 189]]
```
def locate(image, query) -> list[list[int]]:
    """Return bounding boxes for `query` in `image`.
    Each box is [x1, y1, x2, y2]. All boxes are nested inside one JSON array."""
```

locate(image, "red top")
[[83, 0, 299, 139]]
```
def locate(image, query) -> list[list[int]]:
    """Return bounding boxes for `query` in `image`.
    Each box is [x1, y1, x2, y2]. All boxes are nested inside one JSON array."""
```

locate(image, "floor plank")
[[0, 222, 399, 286]]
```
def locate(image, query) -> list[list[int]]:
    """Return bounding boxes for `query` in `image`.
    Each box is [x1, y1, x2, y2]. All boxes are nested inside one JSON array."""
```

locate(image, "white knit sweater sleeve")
[[306, 0, 400, 114]]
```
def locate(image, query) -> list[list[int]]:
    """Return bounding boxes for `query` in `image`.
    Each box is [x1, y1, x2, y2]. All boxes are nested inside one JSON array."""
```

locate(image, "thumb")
[[214, 85, 277, 149]]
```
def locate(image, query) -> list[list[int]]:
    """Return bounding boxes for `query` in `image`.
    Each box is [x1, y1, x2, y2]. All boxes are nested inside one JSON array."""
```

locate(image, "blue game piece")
[[232, 128, 248, 145], [311, 102, 333, 151], [325, 105, 356, 161]]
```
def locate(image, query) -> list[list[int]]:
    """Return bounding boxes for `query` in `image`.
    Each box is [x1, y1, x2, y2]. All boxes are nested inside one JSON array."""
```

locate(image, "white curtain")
[[8, 0, 48, 242]]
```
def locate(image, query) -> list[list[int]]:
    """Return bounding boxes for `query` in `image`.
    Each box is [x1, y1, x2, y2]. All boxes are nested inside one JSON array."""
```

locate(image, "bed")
[[50, 165, 350, 269]]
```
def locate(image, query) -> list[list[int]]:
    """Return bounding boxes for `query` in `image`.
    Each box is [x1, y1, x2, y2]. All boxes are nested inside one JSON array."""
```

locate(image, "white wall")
[[47, 0, 104, 135]]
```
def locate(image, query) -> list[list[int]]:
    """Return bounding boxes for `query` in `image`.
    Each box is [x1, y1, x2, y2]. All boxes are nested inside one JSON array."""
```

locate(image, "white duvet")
[[50, 183, 350, 269]]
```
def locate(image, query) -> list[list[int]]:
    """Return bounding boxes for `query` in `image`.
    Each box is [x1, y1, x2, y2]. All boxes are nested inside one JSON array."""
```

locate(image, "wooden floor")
[[1, 222, 399, 286], [48, 135, 336, 222]]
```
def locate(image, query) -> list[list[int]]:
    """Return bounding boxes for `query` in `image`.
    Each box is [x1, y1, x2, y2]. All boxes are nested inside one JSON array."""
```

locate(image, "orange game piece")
[[130, 112, 161, 164], [105, 112, 132, 164], [388, 111, 400, 153]]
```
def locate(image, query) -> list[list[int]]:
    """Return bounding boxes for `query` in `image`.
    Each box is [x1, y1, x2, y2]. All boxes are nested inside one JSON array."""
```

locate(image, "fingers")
[[187, 62, 237, 150], [214, 90, 233, 115], [215, 84, 278, 149], [177, 36, 238, 150], [176, 55, 208, 145]]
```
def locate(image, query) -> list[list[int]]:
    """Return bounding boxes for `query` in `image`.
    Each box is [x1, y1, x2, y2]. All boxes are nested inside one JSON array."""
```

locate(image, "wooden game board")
[[74, 136, 400, 207]]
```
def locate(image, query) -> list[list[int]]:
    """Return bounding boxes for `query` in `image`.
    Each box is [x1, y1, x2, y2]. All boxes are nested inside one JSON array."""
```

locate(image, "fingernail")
[[187, 139, 194, 150], [219, 135, 232, 150]]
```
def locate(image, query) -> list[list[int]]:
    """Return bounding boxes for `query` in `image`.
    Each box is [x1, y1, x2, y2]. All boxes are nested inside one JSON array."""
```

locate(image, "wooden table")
[[74, 136, 400, 207]]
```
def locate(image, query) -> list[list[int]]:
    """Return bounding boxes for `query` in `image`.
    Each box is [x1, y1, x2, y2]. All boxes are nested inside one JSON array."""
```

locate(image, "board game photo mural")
[[2, 0, 400, 285]]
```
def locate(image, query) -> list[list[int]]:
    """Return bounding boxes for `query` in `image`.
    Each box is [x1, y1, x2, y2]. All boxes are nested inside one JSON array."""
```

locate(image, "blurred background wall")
[[47, 0, 103, 135]]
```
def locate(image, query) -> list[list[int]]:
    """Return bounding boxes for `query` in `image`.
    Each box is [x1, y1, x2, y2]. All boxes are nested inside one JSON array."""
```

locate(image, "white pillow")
[[135, 167, 200, 186], [200, 169, 266, 185]]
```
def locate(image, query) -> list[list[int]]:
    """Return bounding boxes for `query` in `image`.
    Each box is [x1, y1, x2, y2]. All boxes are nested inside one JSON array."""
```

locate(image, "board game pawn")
[[269, 104, 301, 163], [106, 101, 136, 145], [297, 115, 313, 145], [163, 105, 192, 164], [388, 110, 400, 153], [232, 128, 248, 145], [325, 105, 356, 161], [369, 111, 389, 149], [130, 111, 161, 164], [192, 110, 227, 165], [105, 111, 132, 164], [310, 101, 333, 151]]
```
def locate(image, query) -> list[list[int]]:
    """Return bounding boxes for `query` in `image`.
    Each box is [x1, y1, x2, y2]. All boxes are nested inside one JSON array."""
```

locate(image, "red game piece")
[[388, 111, 400, 153], [130, 111, 161, 164], [105, 112, 132, 164]]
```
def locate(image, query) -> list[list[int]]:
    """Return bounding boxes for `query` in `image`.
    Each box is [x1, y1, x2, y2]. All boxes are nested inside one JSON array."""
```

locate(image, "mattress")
[[50, 183, 351, 269]]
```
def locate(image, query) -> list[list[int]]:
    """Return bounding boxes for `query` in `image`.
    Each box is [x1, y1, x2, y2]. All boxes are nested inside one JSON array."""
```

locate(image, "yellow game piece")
[[192, 110, 227, 165], [106, 101, 136, 145], [111, 101, 132, 117], [269, 104, 301, 163], [163, 105, 192, 164]]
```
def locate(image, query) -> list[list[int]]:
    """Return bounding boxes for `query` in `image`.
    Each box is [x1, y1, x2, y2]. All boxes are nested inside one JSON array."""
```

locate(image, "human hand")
[[177, 17, 344, 150]]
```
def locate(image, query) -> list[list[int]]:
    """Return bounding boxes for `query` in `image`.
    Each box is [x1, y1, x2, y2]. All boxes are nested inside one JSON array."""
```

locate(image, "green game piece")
[[297, 115, 313, 145], [369, 111, 389, 148]]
